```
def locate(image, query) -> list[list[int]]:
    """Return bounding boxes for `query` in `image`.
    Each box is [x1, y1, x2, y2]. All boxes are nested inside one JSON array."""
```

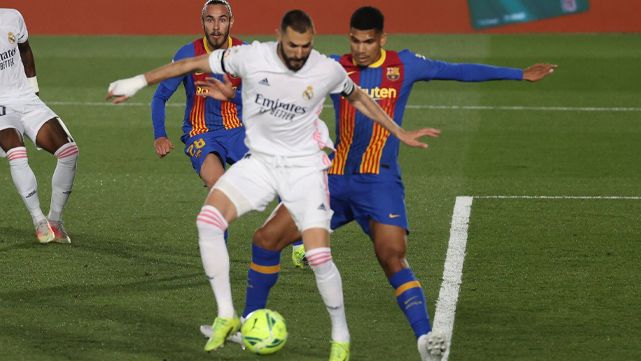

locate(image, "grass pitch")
[[1, 33, 640, 360]]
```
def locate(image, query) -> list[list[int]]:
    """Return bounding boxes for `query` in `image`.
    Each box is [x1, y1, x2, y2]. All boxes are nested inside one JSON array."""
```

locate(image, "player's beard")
[[205, 28, 229, 50], [277, 43, 309, 72]]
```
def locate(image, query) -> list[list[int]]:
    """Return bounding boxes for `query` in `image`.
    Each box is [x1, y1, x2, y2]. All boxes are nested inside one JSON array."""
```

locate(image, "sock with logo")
[[48, 142, 78, 222], [307, 247, 350, 342], [389, 267, 432, 338], [197, 205, 235, 318]]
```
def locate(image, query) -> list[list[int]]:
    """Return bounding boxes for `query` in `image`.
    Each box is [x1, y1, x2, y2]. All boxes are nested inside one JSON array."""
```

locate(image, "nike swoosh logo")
[[347, 71, 357, 76], [388, 213, 401, 219], [194, 72, 204, 75]]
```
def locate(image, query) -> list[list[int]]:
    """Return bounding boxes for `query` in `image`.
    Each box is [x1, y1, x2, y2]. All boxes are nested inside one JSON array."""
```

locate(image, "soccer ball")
[[241, 309, 288, 355]]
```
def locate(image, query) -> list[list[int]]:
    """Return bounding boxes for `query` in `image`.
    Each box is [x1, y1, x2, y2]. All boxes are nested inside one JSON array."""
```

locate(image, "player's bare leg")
[[303, 228, 350, 361], [198, 189, 241, 351], [0, 127, 53, 243], [200, 153, 225, 189], [36, 118, 78, 243], [370, 221, 446, 361], [254, 204, 301, 251]]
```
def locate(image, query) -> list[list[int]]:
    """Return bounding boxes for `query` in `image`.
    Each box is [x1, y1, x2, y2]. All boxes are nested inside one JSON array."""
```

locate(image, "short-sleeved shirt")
[[208, 41, 354, 157], [0, 9, 34, 103]]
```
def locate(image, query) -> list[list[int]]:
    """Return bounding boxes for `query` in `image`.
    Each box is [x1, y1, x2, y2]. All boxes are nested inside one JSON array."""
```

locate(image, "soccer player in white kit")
[[0, 9, 78, 244], [107, 10, 440, 361]]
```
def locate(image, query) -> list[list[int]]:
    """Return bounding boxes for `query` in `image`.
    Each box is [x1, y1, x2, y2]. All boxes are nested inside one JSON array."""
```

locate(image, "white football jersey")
[[0, 9, 34, 103], [208, 41, 354, 157]]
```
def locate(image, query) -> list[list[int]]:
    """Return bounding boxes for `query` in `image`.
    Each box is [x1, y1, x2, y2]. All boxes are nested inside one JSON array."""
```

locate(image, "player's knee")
[[252, 227, 282, 251], [201, 174, 218, 189], [375, 244, 406, 274], [0, 128, 24, 150]]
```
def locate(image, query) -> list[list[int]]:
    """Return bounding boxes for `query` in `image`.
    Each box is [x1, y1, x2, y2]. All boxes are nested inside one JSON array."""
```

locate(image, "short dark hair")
[[202, 0, 233, 18], [280, 9, 315, 34], [350, 6, 384, 32]]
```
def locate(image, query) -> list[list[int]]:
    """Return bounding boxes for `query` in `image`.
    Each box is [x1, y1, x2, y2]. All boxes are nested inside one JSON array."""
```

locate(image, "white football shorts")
[[213, 152, 333, 232], [0, 95, 67, 157]]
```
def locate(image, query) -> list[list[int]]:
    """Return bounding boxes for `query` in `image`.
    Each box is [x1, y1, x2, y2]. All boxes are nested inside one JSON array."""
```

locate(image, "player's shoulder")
[[221, 41, 268, 70], [231, 40, 266, 55], [0, 8, 24, 22], [173, 41, 198, 60], [0, 8, 22, 17], [310, 50, 343, 71], [398, 49, 432, 63]]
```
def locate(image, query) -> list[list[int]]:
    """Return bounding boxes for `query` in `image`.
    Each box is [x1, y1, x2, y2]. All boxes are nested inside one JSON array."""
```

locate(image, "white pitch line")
[[47, 101, 641, 113], [433, 196, 473, 361], [404, 104, 641, 112], [435, 194, 640, 360], [473, 195, 641, 200]]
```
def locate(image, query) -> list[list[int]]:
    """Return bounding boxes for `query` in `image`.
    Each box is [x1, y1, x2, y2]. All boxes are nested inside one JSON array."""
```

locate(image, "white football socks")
[[48, 142, 78, 222], [196, 205, 235, 318], [7, 147, 46, 224], [307, 247, 350, 343]]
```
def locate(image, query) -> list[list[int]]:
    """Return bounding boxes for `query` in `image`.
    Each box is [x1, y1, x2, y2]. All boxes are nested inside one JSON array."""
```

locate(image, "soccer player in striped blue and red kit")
[[236, 6, 556, 361], [151, 0, 246, 188]]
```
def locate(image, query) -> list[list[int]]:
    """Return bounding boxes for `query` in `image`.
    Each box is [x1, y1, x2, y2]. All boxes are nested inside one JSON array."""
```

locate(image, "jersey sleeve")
[[327, 60, 356, 97], [402, 50, 523, 82], [208, 42, 253, 78], [150, 46, 190, 139], [14, 10, 29, 43]]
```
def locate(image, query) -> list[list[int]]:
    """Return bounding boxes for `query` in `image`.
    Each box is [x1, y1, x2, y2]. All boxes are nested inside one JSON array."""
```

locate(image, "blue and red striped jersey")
[[151, 36, 244, 141], [329, 49, 522, 178]]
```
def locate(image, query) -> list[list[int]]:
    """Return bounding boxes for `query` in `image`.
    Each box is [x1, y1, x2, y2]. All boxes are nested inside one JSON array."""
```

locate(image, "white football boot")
[[418, 331, 447, 361]]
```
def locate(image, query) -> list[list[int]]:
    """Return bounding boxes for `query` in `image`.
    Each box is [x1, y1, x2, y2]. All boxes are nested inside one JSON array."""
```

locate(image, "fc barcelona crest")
[[386, 67, 400, 81], [8, 32, 16, 44]]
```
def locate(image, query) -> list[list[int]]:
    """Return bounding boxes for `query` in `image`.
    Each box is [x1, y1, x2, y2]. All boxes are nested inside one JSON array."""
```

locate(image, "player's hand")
[[106, 74, 148, 104], [522, 64, 557, 82], [154, 137, 174, 158], [195, 76, 236, 101], [397, 128, 441, 148]]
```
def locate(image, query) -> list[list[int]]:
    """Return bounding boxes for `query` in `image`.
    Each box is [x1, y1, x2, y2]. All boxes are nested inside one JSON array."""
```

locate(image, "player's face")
[[202, 4, 233, 50], [277, 27, 314, 72], [349, 28, 387, 67]]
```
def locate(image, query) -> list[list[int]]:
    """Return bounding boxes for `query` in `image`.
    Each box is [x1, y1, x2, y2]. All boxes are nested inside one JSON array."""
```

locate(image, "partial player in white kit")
[[0, 8, 78, 244], [107, 10, 439, 361]]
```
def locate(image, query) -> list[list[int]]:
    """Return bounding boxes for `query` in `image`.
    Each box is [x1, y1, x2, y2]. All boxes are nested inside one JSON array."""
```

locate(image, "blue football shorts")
[[182, 128, 248, 175], [329, 174, 409, 235]]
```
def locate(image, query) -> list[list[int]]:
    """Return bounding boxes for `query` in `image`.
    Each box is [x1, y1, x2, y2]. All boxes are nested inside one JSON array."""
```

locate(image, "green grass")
[[1, 33, 640, 360]]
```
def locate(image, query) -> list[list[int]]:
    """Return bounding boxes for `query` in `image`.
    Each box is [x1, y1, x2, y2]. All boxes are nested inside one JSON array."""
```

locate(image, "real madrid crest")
[[8, 32, 16, 44], [386, 67, 400, 81], [303, 85, 314, 100]]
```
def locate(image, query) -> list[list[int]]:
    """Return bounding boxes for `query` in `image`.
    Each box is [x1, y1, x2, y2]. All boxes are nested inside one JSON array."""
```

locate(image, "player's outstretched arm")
[[523, 63, 557, 82], [346, 87, 440, 148], [106, 54, 212, 104]]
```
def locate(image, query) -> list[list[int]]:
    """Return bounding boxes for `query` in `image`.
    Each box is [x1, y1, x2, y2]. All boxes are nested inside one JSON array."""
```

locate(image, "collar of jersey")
[[202, 36, 233, 54], [353, 49, 386, 68]]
